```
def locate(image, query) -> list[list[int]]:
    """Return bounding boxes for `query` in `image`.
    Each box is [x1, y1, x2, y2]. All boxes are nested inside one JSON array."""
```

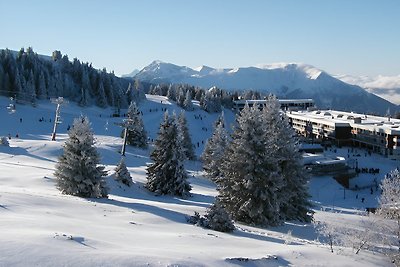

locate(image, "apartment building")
[[232, 99, 315, 112], [286, 109, 400, 159]]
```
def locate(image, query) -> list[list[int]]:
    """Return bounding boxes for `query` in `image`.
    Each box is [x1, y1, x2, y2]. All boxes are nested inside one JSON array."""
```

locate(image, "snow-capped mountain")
[[121, 69, 140, 78], [335, 74, 400, 105], [132, 61, 398, 115]]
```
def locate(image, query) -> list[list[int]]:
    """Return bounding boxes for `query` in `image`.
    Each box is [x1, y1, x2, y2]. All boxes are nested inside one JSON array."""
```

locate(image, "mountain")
[[335, 74, 400, 105], [134, 61, 398, 115], [121, 69, 140, 78]]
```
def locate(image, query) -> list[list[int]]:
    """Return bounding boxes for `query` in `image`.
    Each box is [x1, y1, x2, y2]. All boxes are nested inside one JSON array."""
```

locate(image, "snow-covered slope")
[[133, 61, 398, 115], [335, 74, 400, 105], [0, 96, 394, 266]]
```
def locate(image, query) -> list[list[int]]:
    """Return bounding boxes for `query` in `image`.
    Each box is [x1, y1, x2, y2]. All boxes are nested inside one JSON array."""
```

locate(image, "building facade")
[[286, 109, 400, 159], [232, 99, 315, 112]]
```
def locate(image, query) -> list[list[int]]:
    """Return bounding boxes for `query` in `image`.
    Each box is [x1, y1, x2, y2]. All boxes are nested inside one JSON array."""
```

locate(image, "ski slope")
[[0, 95, 395, 266]]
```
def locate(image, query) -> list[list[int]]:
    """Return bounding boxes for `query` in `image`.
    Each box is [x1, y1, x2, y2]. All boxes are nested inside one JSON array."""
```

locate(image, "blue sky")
[[1, 0, 399, 77]]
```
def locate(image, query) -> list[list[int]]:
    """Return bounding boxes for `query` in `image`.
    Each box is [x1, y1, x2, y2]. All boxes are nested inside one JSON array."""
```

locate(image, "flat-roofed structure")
[[233, 99, 315, 112], [286, 109, 400, 159]]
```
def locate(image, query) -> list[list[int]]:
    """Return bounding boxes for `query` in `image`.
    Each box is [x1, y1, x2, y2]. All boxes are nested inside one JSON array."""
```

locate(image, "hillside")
[[0, 95, 395, 266], [132, 61, 397, 115]]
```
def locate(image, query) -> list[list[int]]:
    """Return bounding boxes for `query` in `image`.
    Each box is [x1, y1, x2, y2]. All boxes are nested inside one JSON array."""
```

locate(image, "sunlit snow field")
[[0, 95, 395, 266]]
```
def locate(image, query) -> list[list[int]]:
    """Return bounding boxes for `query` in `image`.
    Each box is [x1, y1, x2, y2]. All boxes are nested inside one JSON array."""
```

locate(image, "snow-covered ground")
[[0, 95, 395, 266]]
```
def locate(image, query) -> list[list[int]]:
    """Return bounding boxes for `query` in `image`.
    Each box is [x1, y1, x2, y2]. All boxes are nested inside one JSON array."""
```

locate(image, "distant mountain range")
[[127, 61, 398, 115]]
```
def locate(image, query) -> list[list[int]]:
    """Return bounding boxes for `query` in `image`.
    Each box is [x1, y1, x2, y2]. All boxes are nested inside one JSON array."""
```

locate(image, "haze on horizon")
[[0, 0, 399, 78]]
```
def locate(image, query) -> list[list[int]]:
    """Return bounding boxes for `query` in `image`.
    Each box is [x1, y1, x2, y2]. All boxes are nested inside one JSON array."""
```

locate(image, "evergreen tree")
[[96, 77, 107, 108], [219, 103, 284, 226], [201, 112, 228, 183], [205, 199, 235, 232], [146, 111, 191, 197], [1, 136, 9, 146], [124, 101, 148, 148], [37, 71, 46, 99], [26, 70, 36, 105], [177, 87, 185, 107], [201, 88, 222, 113], [262, 95, 312, 222], [54, 116, 108, 198], [166, 84, 176, 101], [183, 90, 194, 111], [178, 111, 196, 160], [114, 157, 133, 186]]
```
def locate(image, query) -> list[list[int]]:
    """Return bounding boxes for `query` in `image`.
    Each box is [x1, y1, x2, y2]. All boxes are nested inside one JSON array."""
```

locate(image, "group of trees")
[[148, 83, 235, 113], [54, 105, 195, 198], [0, 47, 145, 109]]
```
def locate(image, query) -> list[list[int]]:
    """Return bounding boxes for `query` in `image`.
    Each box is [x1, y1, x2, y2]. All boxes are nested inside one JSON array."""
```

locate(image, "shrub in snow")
[[114, 157, 133, 186], [0, 136, 9, 146], [188, 200, 235, 233], [146, 111, 191, 197], [54, 116, 108, 198]]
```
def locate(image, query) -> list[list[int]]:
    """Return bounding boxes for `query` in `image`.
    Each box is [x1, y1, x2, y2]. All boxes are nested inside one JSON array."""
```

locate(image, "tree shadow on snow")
[[0, 146, 56, 170], [94, 197, 188, 224], [233, 227, 286, 245], [108, 178, 213, 209]]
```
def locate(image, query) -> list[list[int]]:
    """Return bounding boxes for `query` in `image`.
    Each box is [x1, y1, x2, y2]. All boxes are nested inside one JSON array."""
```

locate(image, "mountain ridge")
[[131, 61, 398, 115]]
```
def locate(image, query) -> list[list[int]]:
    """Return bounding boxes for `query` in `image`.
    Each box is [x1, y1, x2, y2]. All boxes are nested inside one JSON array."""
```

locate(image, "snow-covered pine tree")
[[54, 116, 108, 198], [124, 101, 148, 148], [219, 103, 284, 226], [178, 111, 196, 160], [114, 157, 133, 186], [177, 87, 185, 107], [146, 111, 191, 197], [205, 198, 235, 232], [1, 136, 9, 146], [166, 84, 176, 101], [201, 112, 228, 183], [183, 90, 194, 111], [262, 95, 313, 222]]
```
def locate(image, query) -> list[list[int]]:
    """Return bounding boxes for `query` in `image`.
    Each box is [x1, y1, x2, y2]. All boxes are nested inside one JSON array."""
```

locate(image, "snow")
[[0, 95, 395, 266]]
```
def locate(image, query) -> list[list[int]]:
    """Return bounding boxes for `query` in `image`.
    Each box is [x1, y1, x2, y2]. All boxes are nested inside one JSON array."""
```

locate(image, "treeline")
[[0, 47, 145, 109], [146, 83, 263, 113]]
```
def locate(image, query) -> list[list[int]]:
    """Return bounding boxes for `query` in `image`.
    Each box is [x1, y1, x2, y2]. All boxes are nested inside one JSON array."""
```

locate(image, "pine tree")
[[114, 157, 133, 186], [146, 111, 191, 197], [219, 103, 284, 226], [124, 101, 148, 148], [96, 77, 107, 108], [262, 95, 312, 222], [1, 136, 9, 146], [37, 71, 46, 99], [177, 87, 185, 107], [178, 111, 196, 160], [205, 199, 235, 232], [54, 116, 108, 198], [201, 112, 228, 183], [183, 90, 194, 111]]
